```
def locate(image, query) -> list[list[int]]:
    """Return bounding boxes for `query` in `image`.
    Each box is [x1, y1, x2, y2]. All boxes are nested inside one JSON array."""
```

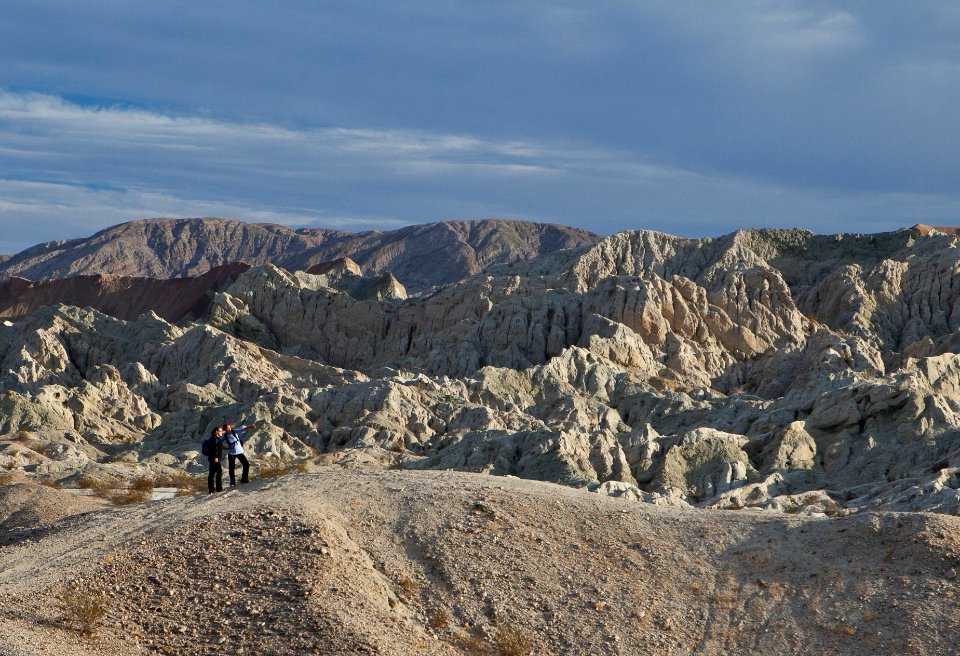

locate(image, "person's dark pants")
[[229, 453, 250, 486], [208, 460, 223, 493]]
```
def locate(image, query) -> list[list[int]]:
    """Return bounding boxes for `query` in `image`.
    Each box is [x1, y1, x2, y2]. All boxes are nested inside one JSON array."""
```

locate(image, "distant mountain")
[[0, 218, 601, 293], [0, 263, 250, 323]]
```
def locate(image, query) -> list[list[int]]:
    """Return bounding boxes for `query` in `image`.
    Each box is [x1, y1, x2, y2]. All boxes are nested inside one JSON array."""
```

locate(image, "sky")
[[1, 1, 959, 253]]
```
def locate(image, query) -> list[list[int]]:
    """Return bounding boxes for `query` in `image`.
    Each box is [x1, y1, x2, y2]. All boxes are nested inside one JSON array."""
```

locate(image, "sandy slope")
[[1, 469, 959, 656]]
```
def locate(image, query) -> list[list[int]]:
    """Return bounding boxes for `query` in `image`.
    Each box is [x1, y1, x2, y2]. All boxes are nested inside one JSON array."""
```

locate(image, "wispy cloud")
[[1, 87, 959, 253], [4, 0, 960, 254]]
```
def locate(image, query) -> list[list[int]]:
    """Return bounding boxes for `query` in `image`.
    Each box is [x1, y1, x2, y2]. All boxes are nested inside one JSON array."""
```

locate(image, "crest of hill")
[[0, 217, 601, 293], [913, 223, 960, 236]]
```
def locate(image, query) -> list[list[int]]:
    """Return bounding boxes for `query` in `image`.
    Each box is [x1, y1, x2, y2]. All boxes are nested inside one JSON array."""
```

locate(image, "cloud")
[[0, 178, 410, 253], [1, 3, 960, 251], [1, 89, 958, 255]]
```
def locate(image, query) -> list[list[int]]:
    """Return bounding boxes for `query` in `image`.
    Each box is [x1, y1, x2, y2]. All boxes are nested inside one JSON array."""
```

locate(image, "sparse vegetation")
[[837, 624, 857, 637], [76, 473, 116, 493], [428, 606, 451, 631], [257, 458, 309, 479], [822, 500, 844, 517], [59, 588, 108, 635], [397, 574, 420, 599], [154, 471, 207, 496], [109, 487, 151, 505], [27, 440, 48, 457], [0, 471, 14, 485], [38, 478, 62, 489], [456, 633, 490, 655], [493, 625, 533, 656], [130, 477, 154, 493]]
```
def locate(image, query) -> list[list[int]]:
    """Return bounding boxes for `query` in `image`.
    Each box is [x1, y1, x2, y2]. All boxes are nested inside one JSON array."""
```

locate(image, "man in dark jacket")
[[204, 426, 225, 493]]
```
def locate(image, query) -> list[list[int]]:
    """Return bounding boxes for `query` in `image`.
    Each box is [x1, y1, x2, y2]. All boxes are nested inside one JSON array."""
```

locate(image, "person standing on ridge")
[[223, 421, 255, 486], [203, 426, 225, 494]]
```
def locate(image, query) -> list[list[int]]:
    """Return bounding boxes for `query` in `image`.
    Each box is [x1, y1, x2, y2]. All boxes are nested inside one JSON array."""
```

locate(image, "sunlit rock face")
[[4, 224, 960, 515]]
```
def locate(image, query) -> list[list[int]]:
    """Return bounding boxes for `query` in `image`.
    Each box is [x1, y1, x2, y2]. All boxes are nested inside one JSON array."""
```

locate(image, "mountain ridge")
[[0, 217, 601, 293]]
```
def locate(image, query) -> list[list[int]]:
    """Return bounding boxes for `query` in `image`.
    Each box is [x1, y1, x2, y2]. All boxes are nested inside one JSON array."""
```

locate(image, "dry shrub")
[[397, 575, 420, 599], [712, 592, 739, 609], [0, 471, 14, 486], [38, 478, 62, 489], [154, 471, 207, 496], [258, 459, 309, 479], [822, 500, 844, 517], [130, 477, 154, 493], [428, 606, 451, 631], [456, 634, 490, 655], [493, 625, 533, 656], [649, 376, 680, 392], [15, 430, 30, 441], [109, 488, 151, 505], [76, 474, 115, 493], [28, 440, 48, 457], [59, 588, 108, 635]]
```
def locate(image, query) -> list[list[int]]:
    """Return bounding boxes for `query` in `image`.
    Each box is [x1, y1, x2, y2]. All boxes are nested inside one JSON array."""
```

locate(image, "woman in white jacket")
[[222, 422, 256, 486]]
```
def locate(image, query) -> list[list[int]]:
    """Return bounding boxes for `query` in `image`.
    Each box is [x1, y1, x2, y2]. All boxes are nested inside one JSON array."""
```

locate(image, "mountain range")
[[0, 217, 600, 293]]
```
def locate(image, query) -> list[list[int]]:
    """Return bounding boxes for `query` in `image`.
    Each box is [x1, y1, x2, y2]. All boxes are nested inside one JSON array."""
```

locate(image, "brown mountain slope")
[[0, 217, 601, 293], [913, 223, 960, 236], [0, 263, 250, 323]]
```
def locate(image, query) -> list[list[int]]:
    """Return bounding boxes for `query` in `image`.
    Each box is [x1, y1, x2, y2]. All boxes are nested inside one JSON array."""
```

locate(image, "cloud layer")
[[1, 2, 959, 252]]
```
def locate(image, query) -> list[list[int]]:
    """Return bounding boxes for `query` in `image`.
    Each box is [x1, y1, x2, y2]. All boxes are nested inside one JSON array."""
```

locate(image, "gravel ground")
[[1, 468, 959, 655]]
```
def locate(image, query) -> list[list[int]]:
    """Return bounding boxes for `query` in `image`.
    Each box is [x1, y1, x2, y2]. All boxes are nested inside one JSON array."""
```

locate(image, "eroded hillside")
[[2, 226, 960, 517], [2, 471, 959, 656]]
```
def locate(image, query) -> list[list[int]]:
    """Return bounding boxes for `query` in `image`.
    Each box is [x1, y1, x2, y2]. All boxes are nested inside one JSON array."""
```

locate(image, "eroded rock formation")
[[3, 225, 960, 515]]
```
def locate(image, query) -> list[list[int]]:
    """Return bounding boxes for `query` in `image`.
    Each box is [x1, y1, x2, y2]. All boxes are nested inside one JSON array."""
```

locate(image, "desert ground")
[[2, 467, 959, 656]]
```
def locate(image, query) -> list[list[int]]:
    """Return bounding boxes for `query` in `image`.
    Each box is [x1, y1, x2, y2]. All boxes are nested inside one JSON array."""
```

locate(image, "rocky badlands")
[[2, 218, 960, 655]]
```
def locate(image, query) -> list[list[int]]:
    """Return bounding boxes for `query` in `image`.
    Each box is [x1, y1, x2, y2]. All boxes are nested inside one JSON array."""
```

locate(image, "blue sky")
[[1, 1, 959, 252]]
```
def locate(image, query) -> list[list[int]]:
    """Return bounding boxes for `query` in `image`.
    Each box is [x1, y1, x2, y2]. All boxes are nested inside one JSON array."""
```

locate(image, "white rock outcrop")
[[3, 226, 960, 513]]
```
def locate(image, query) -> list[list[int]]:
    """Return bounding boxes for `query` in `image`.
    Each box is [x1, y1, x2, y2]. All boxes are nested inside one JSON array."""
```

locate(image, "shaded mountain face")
[[4, 224, 960, 519], [0, 258, 406, 324], [0, 263, 251, 323], [0, 217, 601, 293]]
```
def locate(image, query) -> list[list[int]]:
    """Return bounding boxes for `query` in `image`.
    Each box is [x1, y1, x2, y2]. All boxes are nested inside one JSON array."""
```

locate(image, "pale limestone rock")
[[4, 226, 960, 516], [655, 428, 757, 500], [760, 421, 817, 471]]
